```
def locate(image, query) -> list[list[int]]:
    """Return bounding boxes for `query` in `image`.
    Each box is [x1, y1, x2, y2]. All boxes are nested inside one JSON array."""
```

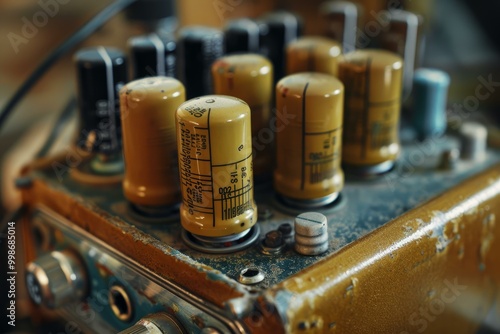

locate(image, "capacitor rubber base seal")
[[273, 193, 345, 216], [90, 154, 124, 175], [128, 203, 181, 223], [344, 160, 395, 178], [181, 224, 260, 254], [279, 192, 339, 210], [70, 160, 123, 186]]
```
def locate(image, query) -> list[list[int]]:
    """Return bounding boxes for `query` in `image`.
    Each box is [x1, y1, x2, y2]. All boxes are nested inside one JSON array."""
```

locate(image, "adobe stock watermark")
[[7, 0, 71, 54], [447, 74, 500, 130], [252, 106, 295, 163], [51, 144, 91, 182], [400, 278, 467, 334], [213, 0, 244, 21], [211, 106, 296, 185], [52, 83, 126, 182], [385, 135, 447, 191], [385, 73, 500, 190], [355, 0, 404, 49]]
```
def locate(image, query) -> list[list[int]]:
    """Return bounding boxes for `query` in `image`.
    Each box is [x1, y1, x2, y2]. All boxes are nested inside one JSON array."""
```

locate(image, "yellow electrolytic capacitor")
[[275, 73, 344, 207], [176, 95, 257, 238], [120, 77, 185, 213], [286, 37, 342, 76], [212, 54, 273, 180], [338, 50, 403, 174]]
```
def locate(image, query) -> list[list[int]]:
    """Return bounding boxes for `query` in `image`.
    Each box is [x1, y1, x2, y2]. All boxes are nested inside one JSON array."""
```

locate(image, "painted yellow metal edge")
[[259, 163, 500, 333]]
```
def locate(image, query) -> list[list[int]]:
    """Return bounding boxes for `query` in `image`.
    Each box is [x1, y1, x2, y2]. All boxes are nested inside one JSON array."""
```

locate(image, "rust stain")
[[343, 277, 358, 302], [480, 213, 495, 269], [171, 303, 180, 313], [191, 314, 205, 328], [20, 148, 500, 334]]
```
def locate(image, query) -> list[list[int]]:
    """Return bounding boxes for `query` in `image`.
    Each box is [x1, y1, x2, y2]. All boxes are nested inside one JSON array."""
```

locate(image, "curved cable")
[[0, 0, 138, 133]]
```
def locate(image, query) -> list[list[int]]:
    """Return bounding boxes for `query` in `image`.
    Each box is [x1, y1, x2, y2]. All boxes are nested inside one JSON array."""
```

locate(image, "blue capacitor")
[[412, 68, 450, 139]]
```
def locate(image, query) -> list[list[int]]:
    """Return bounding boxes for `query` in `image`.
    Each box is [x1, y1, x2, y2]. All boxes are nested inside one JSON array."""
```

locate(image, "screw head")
[[278, 223, 292, 236], [264, 230, 283, 248], [439, 148, 460, 169]]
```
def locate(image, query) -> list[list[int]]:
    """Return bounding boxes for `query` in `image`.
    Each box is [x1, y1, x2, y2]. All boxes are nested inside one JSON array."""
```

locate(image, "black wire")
[[0, 0, 138, 133], [35, 96, 77, 158]]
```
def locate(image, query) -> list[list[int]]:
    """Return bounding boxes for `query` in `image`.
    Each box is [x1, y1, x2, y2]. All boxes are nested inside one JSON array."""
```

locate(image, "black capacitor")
[[319, 1, 358, 53], [177, 26, 224, 99], [74, 47, 128, 154], [125, 0, 176, 22], [258, 11, 303, 84], [377, 10, 419, 101], [224, 18, 260, 54], [129, 32, 176, 79]]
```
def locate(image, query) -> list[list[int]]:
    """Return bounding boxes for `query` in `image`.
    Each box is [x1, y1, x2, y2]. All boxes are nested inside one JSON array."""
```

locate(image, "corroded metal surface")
[[21, 178, 251, 309], [21, 138, 500, 333], [259, 165, 500, 333]]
